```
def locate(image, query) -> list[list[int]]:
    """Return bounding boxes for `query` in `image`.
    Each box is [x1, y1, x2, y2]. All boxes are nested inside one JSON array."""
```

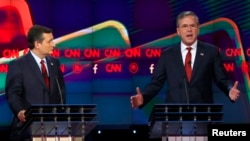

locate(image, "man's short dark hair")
[[27, 25, 52, 49]]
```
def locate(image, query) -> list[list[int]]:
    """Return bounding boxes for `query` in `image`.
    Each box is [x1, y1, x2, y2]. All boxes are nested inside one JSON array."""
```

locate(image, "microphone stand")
[[55, 76, 64, 110], [183, 78, 189, 105]]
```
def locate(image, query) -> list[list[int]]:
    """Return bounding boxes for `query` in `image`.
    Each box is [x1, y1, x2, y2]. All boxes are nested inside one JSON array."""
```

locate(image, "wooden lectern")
[[18, 104, 98, 141], [149, 104, 223, 141]]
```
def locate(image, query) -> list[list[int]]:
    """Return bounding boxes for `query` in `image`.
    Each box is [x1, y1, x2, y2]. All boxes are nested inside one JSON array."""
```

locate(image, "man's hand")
[[17, 110, 26, 122], [130, 87, 143, 109], [229, 81, 240, 101]]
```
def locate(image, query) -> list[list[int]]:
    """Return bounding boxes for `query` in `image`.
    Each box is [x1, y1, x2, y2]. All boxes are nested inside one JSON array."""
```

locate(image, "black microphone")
[[183, 78, 190, 105], [55, 76, 64, 109]]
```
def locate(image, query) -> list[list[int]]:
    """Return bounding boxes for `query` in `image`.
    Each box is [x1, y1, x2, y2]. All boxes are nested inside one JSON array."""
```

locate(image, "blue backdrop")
[[0, 0, 250, 129]]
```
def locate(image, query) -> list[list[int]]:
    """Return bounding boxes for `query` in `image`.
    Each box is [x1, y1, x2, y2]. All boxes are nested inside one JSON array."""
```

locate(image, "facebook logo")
[[149, 64, 154, 74], [93, 64, 98, 74]]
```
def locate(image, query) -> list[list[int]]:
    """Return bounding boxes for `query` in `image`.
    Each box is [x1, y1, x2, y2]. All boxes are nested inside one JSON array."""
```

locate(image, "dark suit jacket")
[[142, 41, 232, 105], [5, 51, 66, 118], [5, 51, 66, 140]]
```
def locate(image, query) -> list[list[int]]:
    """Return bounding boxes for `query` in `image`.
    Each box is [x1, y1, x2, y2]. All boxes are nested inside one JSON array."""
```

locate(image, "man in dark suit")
[[130, 11, 240, 108], [5, 25, 66, 141]]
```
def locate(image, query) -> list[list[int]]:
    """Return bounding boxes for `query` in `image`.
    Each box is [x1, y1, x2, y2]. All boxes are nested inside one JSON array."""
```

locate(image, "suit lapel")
[[191, 42, 205, 83], [174, 45, 187, 77], [26, 52, 46, 87], [46, 57, 54, 91]]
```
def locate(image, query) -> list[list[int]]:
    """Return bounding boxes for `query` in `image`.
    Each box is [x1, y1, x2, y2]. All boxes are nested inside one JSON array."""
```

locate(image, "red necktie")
[[40, 60, 50, 89], [185, 47, 192, 82]]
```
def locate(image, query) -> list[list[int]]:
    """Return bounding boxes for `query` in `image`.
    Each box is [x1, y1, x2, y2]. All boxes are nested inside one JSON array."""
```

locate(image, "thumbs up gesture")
[[130, 87, 144, 109], [229, 81, 240, 101]]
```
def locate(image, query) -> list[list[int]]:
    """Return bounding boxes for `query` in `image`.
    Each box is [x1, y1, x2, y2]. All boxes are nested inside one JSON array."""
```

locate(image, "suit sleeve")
[[5, 61, 28, 116], [140, 52, 167, 108], [213, 48, 233, 97], [55, 59, 66, 104]]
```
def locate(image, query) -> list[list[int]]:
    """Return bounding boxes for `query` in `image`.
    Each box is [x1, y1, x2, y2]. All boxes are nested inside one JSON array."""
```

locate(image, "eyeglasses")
[[179, 24, 198, 30]]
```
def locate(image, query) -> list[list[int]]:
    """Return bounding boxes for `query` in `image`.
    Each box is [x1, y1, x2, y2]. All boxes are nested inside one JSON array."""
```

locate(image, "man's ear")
[[176, 28, 180, 35], [34, 41, 41, 48]]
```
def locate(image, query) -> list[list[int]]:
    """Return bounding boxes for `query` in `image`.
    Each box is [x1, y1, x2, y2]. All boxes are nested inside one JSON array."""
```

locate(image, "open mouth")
[[186, 34, 193, 38]]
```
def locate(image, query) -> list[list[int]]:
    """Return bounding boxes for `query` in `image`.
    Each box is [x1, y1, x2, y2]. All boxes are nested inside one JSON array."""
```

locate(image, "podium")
[[18, 104, 98, 141], [149, 104, 223, 141]]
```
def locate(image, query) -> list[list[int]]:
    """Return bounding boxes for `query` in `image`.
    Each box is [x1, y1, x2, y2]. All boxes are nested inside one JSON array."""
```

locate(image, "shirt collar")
[[30, 51, 47, 64], [181, 40, 198, 52]]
